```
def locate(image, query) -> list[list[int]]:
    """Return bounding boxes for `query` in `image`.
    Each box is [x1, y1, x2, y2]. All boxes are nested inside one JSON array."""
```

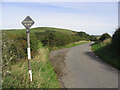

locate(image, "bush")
[[2, 31, 39, 65], [99, 33, 111, 41], [90, 35, 97, 41], [112, 28, 120, 53], [35, 30, 83, 48], [77, 32, 90, 40]]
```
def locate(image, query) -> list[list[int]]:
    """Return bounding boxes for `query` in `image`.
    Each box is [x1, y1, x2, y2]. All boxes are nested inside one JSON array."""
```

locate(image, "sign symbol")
[[22, 16, 34, 29]]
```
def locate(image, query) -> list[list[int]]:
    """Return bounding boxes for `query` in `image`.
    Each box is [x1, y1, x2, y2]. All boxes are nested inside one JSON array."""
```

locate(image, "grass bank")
[[91, 40, 120, 70], [53, 41, 90, 50], [2, 46, 60, 88]]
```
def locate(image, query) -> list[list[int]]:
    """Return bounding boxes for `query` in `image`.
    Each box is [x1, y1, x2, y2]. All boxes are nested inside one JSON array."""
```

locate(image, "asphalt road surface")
[[61, 42, 118, 88]]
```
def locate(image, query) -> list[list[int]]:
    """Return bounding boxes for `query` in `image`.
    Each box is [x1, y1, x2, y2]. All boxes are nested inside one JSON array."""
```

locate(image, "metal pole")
[[26, 29, 32, 82]]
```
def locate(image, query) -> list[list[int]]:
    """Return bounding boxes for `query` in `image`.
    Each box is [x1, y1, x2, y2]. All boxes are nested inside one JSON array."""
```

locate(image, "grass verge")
[[54, 41, 90, 50], [92, 43, 120, 70], [2, 47, 60, 88]]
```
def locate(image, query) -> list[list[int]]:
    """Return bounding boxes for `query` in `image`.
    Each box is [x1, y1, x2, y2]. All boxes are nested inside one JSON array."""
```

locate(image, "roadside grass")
[[92, 39, 120, 70], [2, 47, 60, 88], [54, 41, 90, 50]]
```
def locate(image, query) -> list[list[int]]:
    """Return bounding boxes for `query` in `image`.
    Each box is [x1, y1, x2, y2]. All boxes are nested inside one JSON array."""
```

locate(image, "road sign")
[[21, 16, 35, 82], [22, 16, 34, 29]]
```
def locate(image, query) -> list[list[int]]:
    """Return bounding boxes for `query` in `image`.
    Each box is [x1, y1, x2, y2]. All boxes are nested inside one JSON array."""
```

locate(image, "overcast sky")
[[1, 1, 118, 35]]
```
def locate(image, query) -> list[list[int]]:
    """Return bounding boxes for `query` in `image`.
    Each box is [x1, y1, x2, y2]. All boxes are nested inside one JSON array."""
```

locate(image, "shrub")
[[101, 38, 111, 46], [90, 35, 97, 41], [112, 28, 120, 53], [99, 33, 111, 41], [35, 30, 83, 48], [2, 31, 39, 65], [77, 31, 91, 40]]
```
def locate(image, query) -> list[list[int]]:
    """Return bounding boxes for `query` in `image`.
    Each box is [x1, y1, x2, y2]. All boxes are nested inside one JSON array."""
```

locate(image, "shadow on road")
[[84, 51, 118, 73]]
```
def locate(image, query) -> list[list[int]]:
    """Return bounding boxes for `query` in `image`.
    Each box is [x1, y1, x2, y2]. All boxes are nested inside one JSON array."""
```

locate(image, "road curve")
[[61, 42, 118, 88]]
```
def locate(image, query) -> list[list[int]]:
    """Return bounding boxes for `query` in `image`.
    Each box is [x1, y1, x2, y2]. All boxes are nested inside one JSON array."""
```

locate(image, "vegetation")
[[2, 46, 60, 88], [92, 30, 120, 70], [35, 30, 95, 48], [99, 33, 111, 41], [2, 27, 94, 65], [2, 27, 93, 88], [77, 32, 97, 41], [112, 28, 120, 53], [55, 41, 90, 50], [2, 32, 39, 66], [95, 33, 111, 44]]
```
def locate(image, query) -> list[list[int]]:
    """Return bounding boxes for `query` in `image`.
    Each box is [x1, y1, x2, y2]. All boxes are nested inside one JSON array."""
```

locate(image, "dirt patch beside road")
[[49, 48, 69, 88]]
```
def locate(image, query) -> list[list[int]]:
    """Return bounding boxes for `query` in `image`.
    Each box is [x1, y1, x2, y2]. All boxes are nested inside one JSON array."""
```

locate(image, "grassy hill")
[[3, 27, 75, 35]]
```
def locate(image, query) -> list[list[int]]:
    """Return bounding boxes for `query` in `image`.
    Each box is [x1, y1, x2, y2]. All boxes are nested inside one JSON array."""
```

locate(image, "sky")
[[1, 1, 119, 35]]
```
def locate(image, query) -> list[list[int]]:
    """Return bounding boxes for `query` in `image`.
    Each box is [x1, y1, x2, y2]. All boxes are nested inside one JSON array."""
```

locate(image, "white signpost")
[[22, 16, 34, 82]]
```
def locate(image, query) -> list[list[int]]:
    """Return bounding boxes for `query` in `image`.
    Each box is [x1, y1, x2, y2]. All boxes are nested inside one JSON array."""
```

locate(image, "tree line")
[[35, 30, 96, 48]]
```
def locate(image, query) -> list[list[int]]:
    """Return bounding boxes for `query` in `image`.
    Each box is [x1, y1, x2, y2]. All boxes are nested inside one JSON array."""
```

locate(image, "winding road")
[[49, 42, 118, 88]]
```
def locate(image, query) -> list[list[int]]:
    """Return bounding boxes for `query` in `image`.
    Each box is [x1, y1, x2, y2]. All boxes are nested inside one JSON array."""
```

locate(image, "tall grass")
[[2, 46, 60, 88], [100, 38, 111, 46]]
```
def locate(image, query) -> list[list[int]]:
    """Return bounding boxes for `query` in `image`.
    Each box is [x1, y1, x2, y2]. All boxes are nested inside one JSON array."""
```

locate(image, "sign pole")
[[21, 16, 34, 82], [26, 29, 32, 82]]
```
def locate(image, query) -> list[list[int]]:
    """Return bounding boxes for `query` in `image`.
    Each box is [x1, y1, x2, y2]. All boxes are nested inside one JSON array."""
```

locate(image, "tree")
[[90, 35, 97, 41], [77, 31, 90, 40], [99, 33, 111, 41], [112, 28, 120, 53]]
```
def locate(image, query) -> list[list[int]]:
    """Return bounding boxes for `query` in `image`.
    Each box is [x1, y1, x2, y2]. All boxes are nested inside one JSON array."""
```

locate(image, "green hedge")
[[35, 30, 91, 48], [2, 31, 39, 65], [112, 28, 120, 53]]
